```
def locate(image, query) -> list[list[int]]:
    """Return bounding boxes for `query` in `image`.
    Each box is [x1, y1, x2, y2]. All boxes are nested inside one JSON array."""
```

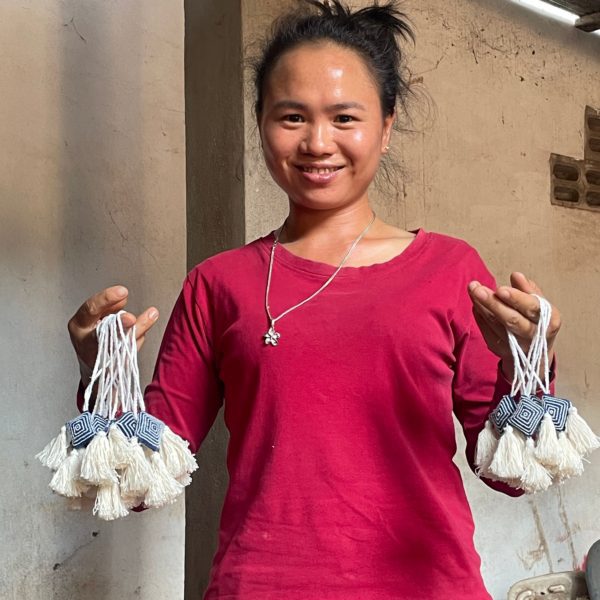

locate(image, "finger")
[[469, 281, 537, 339], [509, 272, 543, 296], [472, 304, 508, 344], [132, 307, 159, 339], [136, 334, 146, 351], [71, 286, 129, 330], [493, 286, 542, 323]]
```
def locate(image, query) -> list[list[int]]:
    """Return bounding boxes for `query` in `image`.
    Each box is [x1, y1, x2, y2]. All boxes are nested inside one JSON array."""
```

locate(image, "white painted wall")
[[0, 1, 186, 598]]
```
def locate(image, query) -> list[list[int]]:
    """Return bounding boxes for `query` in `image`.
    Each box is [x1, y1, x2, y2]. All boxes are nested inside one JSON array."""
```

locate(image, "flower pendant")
[[263, 326, 281, 346]]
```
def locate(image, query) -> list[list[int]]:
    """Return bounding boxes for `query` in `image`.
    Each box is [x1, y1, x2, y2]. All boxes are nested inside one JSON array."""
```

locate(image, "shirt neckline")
[[257, 228, 429, 278]]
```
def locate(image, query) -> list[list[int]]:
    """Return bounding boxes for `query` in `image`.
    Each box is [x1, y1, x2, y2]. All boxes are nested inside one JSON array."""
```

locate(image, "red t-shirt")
[[144, 229, 521, 599]]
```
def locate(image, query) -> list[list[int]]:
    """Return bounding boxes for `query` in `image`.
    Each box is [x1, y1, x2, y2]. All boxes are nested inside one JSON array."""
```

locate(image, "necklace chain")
[[263, 211, 377, 346]]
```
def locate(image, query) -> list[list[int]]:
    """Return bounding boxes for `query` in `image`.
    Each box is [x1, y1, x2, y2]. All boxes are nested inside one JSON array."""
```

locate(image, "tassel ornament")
[[475, 295, 598, 493], [37, 311, 198, 520]]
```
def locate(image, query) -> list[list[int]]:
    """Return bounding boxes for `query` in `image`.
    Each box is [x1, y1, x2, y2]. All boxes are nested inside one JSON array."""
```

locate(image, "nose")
[[300, 121, 336, 156]]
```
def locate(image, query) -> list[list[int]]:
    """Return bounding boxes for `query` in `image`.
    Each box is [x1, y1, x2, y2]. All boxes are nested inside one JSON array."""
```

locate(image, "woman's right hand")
[[68, 285, 159, 373]]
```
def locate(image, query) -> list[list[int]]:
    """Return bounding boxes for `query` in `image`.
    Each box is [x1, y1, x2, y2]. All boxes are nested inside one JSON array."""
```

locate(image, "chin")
[[287, 192, 358, 212]]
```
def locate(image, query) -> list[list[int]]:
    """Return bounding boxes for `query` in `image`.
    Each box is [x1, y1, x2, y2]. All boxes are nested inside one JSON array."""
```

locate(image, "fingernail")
[[474, 287, 488, 301], [468, 281, 480, 291], [148, 309, 158, 320], [115, 286, 127, 298], [496, 288, 510, 300]]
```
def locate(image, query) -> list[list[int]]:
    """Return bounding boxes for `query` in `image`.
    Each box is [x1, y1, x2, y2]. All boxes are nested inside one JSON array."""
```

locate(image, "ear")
[[381, 111, 395, 153]]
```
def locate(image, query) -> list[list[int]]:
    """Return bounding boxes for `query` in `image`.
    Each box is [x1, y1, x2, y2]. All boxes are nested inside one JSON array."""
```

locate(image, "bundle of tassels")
[[36, 311, 198, 520], [475, 295, 599, 493]]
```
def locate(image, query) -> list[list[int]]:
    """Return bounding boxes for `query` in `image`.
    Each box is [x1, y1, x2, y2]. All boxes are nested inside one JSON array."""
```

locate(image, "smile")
[[299, 166, 343, 174]]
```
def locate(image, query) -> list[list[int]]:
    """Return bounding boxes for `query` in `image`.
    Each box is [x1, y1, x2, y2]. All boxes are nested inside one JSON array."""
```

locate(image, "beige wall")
[[240, 1, 600, 598], [0, 1, 186, 598], [3, 0, 599, 599]]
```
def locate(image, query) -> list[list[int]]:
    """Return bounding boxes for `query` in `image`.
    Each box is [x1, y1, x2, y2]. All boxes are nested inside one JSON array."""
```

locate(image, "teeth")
[[302, 167, 339, 174]]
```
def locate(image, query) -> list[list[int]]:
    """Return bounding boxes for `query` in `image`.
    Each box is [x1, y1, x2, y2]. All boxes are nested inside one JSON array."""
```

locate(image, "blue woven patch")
[[115, 412, 137, 439], [93, 414, 109, 433], [67, 412, 96, 449], [135, 412, 165, 452], [508, 395, 545, 437], [489, 395, 517, 433], [542, 395, 571, 432]]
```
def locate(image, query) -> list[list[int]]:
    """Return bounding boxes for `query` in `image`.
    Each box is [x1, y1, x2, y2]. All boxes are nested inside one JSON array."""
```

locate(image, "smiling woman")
[[66, 1, 564, 599]]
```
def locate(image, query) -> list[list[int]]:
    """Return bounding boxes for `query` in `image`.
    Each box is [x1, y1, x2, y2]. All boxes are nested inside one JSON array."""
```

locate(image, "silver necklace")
[[263, 211, 377, 346]]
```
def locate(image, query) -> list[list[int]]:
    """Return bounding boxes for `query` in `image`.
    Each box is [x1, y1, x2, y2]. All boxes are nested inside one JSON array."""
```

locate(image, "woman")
[[68, 2, 561, 598]]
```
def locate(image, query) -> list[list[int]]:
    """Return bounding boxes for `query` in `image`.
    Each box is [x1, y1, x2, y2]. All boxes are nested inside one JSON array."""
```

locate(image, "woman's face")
[[258, 42, 394, 212]]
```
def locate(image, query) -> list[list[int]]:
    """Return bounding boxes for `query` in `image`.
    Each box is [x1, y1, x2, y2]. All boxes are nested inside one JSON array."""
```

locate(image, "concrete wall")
[[239, 1, 600, 598], [184, 0, 244, 597], [0, 1, 186, 598], [2, 0, 598, 598]]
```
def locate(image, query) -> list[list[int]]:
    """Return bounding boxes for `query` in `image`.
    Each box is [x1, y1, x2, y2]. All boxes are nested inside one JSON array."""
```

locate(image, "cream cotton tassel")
[[475, 420, 498, 476], [534, 413, 561, 468], [160, 426, 198, 479], [565, 406, 600, 456], [50, 449, 86, 498], [36, 425, 68, 470], [144, 452, 184, 508], [93, 481, 129, 521], [488, 425, 526, 481]]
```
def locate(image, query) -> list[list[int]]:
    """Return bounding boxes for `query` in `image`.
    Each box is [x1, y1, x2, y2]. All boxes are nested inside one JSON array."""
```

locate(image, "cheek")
[[343, 129, 383, 161], [262, 125, 295, 159]]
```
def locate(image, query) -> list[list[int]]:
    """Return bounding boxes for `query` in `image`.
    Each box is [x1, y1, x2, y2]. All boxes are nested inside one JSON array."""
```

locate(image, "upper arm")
[[144, 272, 223, 453]]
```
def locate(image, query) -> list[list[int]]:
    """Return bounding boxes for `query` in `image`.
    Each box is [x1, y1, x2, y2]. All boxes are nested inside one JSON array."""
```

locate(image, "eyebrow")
[[271, 100, 367, 112]]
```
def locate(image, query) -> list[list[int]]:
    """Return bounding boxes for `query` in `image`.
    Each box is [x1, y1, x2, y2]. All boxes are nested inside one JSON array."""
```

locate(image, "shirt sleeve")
[[143, 271, 224, 453], [450, 248, 531, 497]]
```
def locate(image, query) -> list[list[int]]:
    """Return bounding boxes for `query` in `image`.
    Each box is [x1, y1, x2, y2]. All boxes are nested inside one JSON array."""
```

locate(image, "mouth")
[[296, 165, 344, 174]]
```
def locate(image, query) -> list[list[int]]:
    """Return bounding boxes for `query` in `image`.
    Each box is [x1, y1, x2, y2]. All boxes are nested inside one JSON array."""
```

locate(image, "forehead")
[[264, 42, 380, 107]]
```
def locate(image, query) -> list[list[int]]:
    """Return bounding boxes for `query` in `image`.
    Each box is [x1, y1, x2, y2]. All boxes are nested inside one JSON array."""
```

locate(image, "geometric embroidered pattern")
[[115, 411, 137, 439], [542, 395, 571, 432], [489, 395, 517, 433], [67, 411, 96, 449], [93, 414, 110, 433], [508, 395, 545, 437], [135, 411, 165, 452]]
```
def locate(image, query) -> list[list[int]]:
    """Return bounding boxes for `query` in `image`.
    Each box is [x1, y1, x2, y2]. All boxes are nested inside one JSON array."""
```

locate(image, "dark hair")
[[253, 0, 415, 118]]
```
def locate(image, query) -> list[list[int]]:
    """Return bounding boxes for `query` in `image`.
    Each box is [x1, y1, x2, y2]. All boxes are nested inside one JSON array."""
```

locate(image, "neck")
[[279, 200, 377, 246]]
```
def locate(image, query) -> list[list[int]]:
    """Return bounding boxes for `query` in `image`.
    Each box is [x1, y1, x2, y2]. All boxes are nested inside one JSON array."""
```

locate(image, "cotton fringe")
[[36, 312, 199, 520]]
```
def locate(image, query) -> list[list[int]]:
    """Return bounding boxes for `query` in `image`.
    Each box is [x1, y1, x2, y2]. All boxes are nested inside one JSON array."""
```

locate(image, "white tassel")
[[36, 426, 69, 470], [119, 437, 152, 498], [475, 420, 499, 476], [50, 449, 86, 497], [93, 482, 129, 521], [554, 431, 584, 481], [177, 472, 192, 486], [108, 423, 133, 469], [160, 426, 198, 479], [535, 413, 561, 468], [520, 438, 552, 493], [488, 425, 526, 480], [80, 431, 118, 485], [144, 452, 184, 508], [565, 407, 600, 456]]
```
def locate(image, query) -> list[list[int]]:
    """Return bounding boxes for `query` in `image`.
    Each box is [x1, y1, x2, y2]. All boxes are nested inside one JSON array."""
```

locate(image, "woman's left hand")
[[468, 272, 562, 380]]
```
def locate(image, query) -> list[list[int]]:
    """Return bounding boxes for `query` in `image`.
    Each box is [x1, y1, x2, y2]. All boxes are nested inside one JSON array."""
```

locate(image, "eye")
[[334, 114, 355, 124], [283, 114, 304, 123]]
